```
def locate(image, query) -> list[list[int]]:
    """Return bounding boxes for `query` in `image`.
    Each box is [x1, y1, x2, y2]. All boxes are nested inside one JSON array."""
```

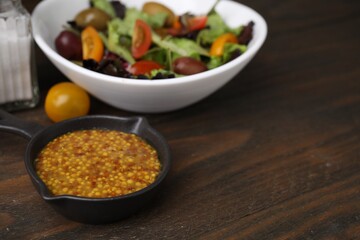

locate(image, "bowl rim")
[[32, 0, 267, 87], [25, 115, 171, 202]]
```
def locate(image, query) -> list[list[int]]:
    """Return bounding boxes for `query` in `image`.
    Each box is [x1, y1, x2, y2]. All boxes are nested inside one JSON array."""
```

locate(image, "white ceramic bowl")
[[32, 0, 267, 113]]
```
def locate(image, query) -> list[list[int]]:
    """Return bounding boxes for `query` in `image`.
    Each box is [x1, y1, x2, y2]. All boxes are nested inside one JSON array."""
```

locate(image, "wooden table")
[[1, 0, 359, 239]]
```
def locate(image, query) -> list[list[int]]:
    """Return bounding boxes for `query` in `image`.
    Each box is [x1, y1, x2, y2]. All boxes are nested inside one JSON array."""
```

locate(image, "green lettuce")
[[152, 33, 188, 56], [125, 8, 167, 30], [222, 43, 247, 62], [108, 18, 129, 36], [107, 7, 168, 38], [197, 13, 244, 46], [91, 0, 116, 18], [207, 56, 222, 69], [106, 20, 135, 64], [148, 69, 180, 79], [169, 38, 209, 57], [152, 33, 209, 59], [206, 43, 247, 69], [142, 47, 168, 67]]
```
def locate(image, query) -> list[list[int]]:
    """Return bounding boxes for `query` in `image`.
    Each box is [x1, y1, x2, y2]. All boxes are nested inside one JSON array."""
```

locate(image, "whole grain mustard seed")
[[35, 129, 161, 198]]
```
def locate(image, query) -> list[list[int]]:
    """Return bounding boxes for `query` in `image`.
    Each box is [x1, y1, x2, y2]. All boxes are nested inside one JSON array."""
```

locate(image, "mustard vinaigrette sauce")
[[35, 129, 161, 198]]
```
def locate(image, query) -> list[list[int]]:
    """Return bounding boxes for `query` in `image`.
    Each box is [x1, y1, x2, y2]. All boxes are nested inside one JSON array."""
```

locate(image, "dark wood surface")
[[1, 0, 360, 239]]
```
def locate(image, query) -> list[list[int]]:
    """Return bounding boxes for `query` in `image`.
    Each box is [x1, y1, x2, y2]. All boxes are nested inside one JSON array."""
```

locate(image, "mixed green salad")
[[55, 0, 254, 79]]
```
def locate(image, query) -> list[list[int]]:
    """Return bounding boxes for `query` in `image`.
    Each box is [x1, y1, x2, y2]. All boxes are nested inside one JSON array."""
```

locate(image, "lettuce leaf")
[[207, 56, 223, 69], [142, 47, 168, 67], [197, 13, 244, 46], [206, 43, 247, 69], [149, 69, 180, 79], [152, 33, 209, 59], [107, 8, 168, 39], [107, 20, 135, 64], [108, 18, 129, 36], [222, 43, 247, 62], [125, 8, 167, 30], [169, 38, 209, 57], [91, 0, 116, 18], [152, 33, 188, 56]]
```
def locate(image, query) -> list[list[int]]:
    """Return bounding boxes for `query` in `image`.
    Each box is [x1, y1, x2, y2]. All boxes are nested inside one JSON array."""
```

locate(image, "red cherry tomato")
[[166, 15, 208, 36], [188, 16, 207, 31], [132, 19, 152, 59], [128, 60, 163, 76]]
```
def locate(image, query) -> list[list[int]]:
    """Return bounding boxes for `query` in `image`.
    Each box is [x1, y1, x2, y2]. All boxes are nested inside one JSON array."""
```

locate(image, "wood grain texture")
[[0, 0, 359, 239]]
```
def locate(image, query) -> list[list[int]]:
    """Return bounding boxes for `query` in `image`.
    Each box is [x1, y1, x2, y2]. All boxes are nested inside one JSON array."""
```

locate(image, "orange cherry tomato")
[[210, 33, 238, 57], [128, 60, 163, 76], [187, 16, 207, 31], [45, 82, 90, 122], [81, 26, 104, 62], [172, 16, 182, 30], [132, 19, 152, 59]]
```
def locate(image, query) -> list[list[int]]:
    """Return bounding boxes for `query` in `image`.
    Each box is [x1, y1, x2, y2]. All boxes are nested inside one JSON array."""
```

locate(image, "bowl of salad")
[[32, 0, 267, 113]]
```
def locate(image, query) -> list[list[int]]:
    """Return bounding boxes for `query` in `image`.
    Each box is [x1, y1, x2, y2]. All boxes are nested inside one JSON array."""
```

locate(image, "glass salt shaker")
[[0, 0, 39, 111]]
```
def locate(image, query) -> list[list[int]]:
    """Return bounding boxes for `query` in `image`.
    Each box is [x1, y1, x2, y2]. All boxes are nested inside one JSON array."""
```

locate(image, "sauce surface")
[[36, 129, 161, 198]]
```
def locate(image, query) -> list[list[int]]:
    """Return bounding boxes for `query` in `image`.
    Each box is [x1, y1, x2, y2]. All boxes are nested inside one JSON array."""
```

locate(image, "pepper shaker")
[[0, 0, 39, 111]]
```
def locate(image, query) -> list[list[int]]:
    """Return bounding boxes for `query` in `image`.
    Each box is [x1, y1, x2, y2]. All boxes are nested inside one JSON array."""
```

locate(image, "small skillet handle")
[[0, 110, 44, 140]]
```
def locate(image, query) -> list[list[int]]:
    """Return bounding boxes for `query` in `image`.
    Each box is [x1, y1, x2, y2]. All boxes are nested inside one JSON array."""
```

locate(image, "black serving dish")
[[0, 110, 171, 224]]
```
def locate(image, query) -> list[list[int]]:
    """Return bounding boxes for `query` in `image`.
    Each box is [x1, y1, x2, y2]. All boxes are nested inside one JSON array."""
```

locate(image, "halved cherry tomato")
[[128, 60, 163, 76], [81, 26, 104, 62], [187, 16, 207, 31], [166, 15, 207, 37], [210, 33, 238, 56], [132, 19, 152, 59]]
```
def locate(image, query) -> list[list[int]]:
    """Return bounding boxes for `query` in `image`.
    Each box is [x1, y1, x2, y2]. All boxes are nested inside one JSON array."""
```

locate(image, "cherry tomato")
[[45, 82, 90, 122], [210, 33, 238, 56], [81, 26, 104, 62], [165, 15, 207, 37], [55, 30, 82, 60], [187, 16, 207, 31], [172, 16, 182, 30], [128, 60, 163, 76], [132, 19, 152, 59]]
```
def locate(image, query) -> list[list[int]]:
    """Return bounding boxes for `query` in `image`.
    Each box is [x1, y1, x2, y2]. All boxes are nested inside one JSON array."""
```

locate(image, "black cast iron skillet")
[[0, 110, 171, 224]]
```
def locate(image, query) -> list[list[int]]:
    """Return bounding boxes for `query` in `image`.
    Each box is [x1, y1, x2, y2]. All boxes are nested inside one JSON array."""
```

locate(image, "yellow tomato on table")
[[45, 82, 90, 122]]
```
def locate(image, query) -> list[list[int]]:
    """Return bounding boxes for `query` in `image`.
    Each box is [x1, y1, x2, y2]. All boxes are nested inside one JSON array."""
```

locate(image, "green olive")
[[142, 2, 176, 27], [75, 7, 111, 31]]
